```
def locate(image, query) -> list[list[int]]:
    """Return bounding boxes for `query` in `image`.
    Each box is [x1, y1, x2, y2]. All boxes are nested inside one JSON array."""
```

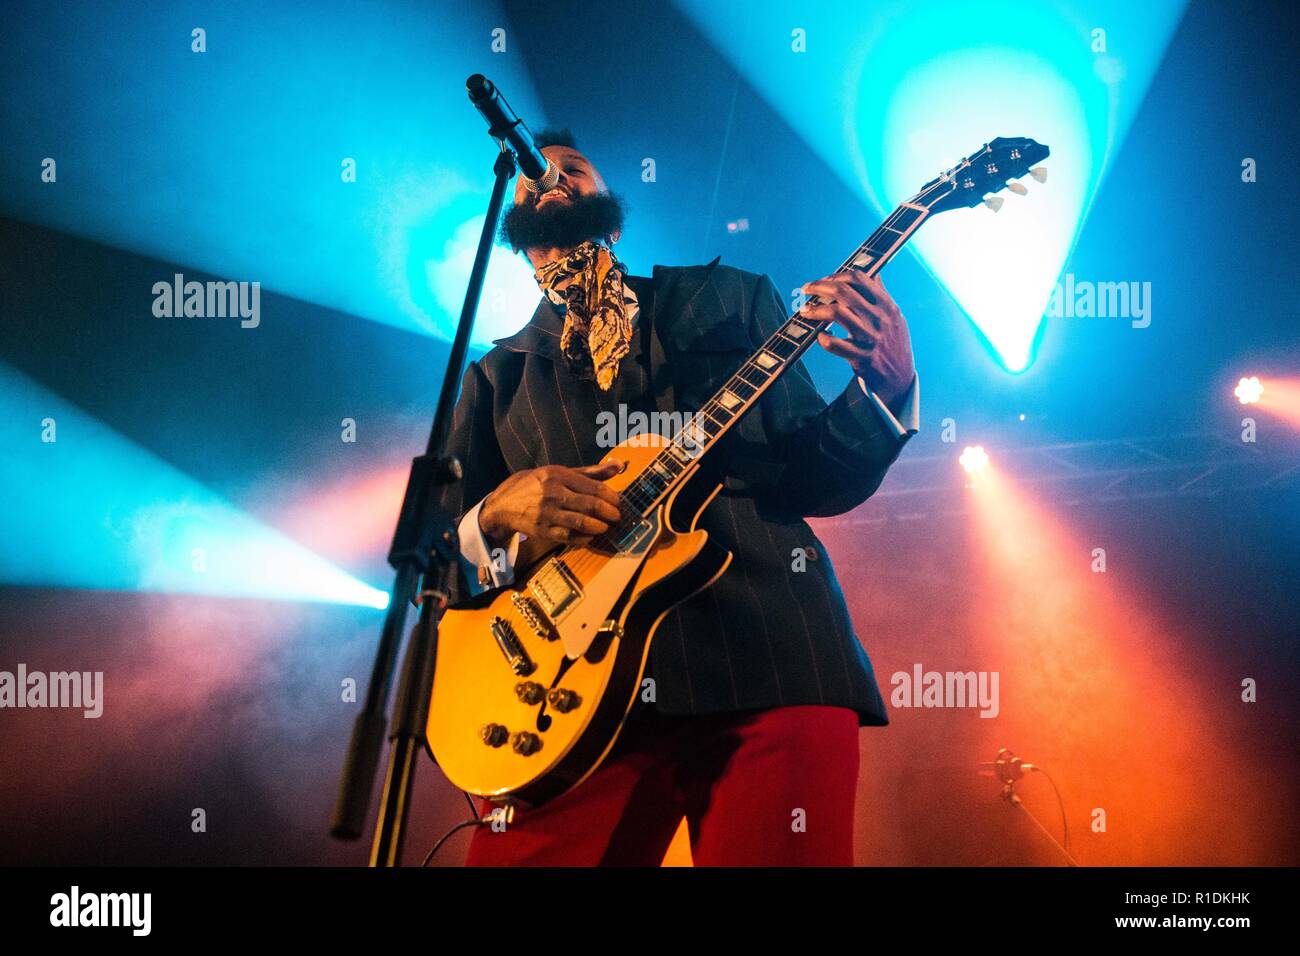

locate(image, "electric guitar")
[[426, 135, 1051, 807]]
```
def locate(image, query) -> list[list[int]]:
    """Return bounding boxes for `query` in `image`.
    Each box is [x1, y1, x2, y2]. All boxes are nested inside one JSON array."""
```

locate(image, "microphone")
[[978, 747, 1078, 864], [977, 748, 1038, 783], [466, 74, 560, 194]]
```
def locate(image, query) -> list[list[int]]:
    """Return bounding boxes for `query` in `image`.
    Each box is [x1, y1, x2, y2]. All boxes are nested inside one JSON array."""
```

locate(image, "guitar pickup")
[[489, 615, 535, 676], [528, 558, 582, 620]]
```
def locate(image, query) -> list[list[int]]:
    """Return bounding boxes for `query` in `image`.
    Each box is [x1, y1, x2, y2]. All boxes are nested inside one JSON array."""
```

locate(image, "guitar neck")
[[597, 130, 1053, 535], [615, 196, 935, 522]]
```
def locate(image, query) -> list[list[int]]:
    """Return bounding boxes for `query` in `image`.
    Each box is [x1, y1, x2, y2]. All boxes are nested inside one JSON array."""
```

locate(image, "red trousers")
[[463, 704, 860, 866]]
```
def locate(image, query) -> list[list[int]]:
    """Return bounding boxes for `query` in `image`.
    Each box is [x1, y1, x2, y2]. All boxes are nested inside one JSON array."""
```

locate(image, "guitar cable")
[[419, 792, 510, 867], [1035, 764, 1071, 856]]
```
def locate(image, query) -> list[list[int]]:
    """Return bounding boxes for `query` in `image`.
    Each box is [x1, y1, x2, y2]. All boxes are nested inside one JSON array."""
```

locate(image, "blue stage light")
[[0, 0, 543, 349], [0, 363, 388, 609], [425, 215, 549, 345], [674, 0, 1187, 373]]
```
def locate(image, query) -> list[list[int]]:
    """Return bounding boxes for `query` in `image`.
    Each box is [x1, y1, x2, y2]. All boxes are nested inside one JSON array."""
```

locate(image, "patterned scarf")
[[533, 239, 632, 391]]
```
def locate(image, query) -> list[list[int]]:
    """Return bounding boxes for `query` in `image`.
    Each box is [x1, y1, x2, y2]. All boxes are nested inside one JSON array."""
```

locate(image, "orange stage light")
[[959, 464, 1275, 864], [1251, 376, 1300, 429], [280, 464, 410, 565]]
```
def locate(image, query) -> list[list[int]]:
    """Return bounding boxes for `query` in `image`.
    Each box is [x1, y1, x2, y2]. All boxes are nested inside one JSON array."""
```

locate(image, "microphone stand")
[[1000, 780, 1080, 867], [329, 139, 518, 866], [983, 749, 1081, 867]]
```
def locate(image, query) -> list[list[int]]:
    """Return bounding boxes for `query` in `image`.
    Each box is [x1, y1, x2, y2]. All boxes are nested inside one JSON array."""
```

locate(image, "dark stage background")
[[1, 0, 1297, 865]]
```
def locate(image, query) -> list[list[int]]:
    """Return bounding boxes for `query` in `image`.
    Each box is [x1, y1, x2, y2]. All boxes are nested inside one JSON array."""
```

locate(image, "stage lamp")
[[960, 445, 990, 475], [1234, 376, 1264, 405]]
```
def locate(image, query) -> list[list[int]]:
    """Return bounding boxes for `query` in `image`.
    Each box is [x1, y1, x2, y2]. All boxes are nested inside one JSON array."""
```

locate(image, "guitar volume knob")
[[546, 688, 582, 713], [480, 723, 509, 747], [510, 731, 543, 756], [515, 681, 546, 705]]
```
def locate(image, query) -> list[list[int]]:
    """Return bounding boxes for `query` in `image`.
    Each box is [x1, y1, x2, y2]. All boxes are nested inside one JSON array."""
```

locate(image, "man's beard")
[[500, 190, 627, 255]]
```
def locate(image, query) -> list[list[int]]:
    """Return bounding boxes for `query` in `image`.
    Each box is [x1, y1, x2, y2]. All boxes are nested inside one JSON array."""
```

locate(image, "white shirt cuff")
[[457, 498, 521, 593], [856, 372, 920, 440]]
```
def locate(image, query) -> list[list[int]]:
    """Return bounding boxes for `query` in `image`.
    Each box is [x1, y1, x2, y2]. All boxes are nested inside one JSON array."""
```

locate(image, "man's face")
[[512, 145, 606, 211], [500, 145, 627, 256]]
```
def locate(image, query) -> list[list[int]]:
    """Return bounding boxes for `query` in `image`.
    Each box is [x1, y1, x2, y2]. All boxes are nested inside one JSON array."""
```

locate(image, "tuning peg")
[[983, 196, 1004, 212], [1029, 166, 1048, 183], [1007, 181, 1028, 195]]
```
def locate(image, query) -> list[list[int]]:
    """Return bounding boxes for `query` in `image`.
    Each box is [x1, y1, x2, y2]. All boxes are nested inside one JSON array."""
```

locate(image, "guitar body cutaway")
[[425, 432, 730, 808]]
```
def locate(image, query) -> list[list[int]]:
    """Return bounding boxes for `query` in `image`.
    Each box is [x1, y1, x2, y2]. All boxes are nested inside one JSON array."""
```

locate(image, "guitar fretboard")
[[607, 182, 949, 537]]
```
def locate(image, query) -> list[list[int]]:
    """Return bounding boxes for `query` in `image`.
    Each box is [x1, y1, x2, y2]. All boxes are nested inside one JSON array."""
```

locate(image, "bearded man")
[[440, 128, 919, 866]]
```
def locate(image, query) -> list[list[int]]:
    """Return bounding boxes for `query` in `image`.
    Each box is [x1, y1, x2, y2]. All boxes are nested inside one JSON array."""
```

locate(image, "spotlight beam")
[[0, 362, 387, 609]]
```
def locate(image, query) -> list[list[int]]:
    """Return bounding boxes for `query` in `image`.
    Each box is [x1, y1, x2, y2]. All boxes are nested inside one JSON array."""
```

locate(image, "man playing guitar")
[[440, 128, 918, 866]]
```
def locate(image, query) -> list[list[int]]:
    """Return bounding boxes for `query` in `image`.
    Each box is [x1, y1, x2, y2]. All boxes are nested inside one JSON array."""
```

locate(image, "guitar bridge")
[[528, 558, 582, 621], [510, 592, 553, 639], [489, 615, 535, 676]]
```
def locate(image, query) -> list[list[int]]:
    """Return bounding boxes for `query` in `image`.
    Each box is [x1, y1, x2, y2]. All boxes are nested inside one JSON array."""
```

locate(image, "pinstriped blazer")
[[438, 257, 911, 726]]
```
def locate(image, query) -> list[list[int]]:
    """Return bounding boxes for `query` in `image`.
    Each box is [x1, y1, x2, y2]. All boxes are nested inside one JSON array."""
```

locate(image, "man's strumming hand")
[[479, 461, 624, 548]]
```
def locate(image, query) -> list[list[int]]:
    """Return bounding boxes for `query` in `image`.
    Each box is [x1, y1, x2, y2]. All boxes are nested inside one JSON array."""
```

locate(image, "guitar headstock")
[[919, 136, 1050, 215]]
